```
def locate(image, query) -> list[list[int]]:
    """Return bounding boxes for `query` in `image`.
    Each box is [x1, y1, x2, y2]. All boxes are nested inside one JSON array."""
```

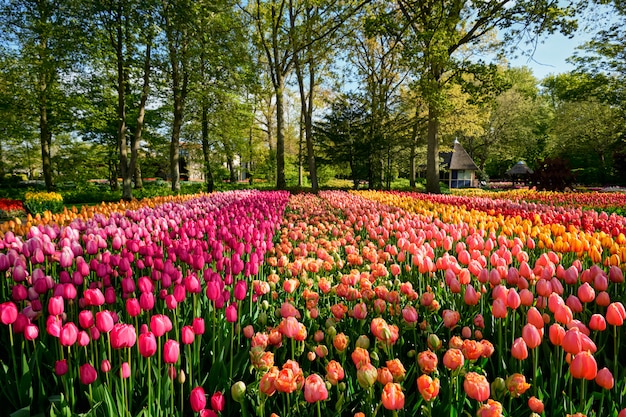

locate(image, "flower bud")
[[231, 381, 246, 403]]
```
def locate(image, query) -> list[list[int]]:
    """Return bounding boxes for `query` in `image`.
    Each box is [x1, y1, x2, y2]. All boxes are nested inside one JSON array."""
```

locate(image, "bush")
[[24, 191, 64, 215]]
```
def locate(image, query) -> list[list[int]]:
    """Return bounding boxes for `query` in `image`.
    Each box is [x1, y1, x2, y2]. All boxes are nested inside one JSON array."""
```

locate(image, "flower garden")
[[0, 189, 625, 417]]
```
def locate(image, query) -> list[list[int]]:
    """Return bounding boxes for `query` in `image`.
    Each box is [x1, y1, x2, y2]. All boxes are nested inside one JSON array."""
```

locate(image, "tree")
[[396, 0, 577, 193], [86, 0, 156, 200], [1, 0, 85, 191]]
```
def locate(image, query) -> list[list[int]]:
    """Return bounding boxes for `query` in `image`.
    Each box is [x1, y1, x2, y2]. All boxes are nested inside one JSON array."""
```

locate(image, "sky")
[[507, 31, 590, 80]]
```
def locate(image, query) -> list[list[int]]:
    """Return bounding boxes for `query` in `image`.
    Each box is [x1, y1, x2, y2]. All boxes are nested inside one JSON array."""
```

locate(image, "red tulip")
[[211, 391, 225, 412], [226, 303, 238, 323], [606, 302, 626, 326], [589, 314, 606, 331], [595, 367, 614, 389], [570, 351, 597, 380], [549, 323, 566, 346], [190, 386, 206, 412]]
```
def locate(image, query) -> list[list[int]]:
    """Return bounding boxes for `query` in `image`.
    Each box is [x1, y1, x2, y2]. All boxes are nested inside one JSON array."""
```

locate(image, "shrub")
[[24, 191, 64, 215]]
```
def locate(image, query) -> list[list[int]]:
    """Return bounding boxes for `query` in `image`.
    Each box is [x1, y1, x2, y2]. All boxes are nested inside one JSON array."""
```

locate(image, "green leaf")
[[10, 406, 31, 417]]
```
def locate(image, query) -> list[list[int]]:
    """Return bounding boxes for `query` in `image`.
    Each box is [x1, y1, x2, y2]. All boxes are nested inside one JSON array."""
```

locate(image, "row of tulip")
[[0, 189, 625, 417], [0, 190, 288, 416]]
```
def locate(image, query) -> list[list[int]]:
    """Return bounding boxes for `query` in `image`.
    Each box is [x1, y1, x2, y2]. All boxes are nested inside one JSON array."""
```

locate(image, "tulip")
[[164, 339, 180, 364], [210, 391, 225, 412], [60, 322, 79, 347], [226, 303, 238, 323], [606, 302, 626, 326], [95, 310, 114, 333], [259, 367, 278, 396], [231, 381, 246, 403], [326, 360, 345, 385], [190, 386, 206, 412], [477, 399, 503, 417], [595, 367, 614, 389], [79, 363, 98, 384], [0, 302, 18, 325], [570, 351, 597, 380], [386, 359, 406, 382], [464, 372, 490, 402], [182, 325, 195, 345], [528, 396, 544, 413], [55, 359, 68, 376], [417, 350, 438, 374], [304, 374, 328, 403], [356, 363, 378, 388], [121, 362, 131, 379], [150, 314, 173, 337], [589, 314, 606, 331], [505, 373, 530, 398], [48, 295, 64, 316], [417, 374, 440, 401], [511, 337, 528, 360], [110, 323, 137, 349], [522, 323, 542, 349], [192, 318, 205, 335], [443, 348, 464, 370], [101, 359, 111, 373], [381, 382, 404, 410], [333, 332, 349, 352], [139, 332, 157, 358], [24, 324, 39, 341], [351, 347, 370, 369]]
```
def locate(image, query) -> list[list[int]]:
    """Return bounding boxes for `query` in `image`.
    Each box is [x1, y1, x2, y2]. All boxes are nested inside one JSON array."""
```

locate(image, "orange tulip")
[[417, 374, 440, 402], [386, 359, 406, 382], [381, 382, 404, 410], [464, 372, 490, 402], [417, 350, 438, 374], [333, 332, 349, 352], [476, 399, 504, 417], [350, 347, 370, 369], [462, 339, 484, 360], [528, 396, 544, 413], [443, 348, 465, 370], [325, 360, 344, 385], [377, 367, 393, 385], [522, 323, 542, 349], [505, 373, 530, 398]]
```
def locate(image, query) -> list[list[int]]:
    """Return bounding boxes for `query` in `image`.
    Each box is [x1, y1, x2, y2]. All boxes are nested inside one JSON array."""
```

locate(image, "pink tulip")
[[60, 322, 79, 347], [210, 391, 225, 412], [181, 325, 195, 344], [95, 310, 114, 333], [190, 386, 206, 412], [80, 363, 98, 384], [139, 332, 157, 358], [0, 302, 18, 325], [163, 339, 180, 364], [55, 359, 68, 376]]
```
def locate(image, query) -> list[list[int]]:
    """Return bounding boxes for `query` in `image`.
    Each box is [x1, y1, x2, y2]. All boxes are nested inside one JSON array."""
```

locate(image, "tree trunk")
[[38, 44, 54, 191], [130, 37, 151, 194], [409, 102, 420, 188], [201, 101, 214, 193], [275, 72, 286, 189], [425, 104, 440, 193], [113, 5, 132, 201]]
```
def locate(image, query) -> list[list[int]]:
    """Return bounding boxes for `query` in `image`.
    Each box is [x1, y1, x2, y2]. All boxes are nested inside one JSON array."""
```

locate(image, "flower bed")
[[0, 190, 624, 417]]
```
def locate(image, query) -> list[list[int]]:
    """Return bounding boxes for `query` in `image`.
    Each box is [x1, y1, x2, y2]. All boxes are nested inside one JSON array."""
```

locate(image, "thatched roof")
[[506, 161, 533, 176], [449, 140, 478, 171]]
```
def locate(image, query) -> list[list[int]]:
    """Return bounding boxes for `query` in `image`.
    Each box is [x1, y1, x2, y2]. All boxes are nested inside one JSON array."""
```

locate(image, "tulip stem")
[[580, 379, 585, 411], [532, 347, 538, 396], [148, 358, 153, 417], [230, 322, 235, 381], [317, 401, 321, 417]]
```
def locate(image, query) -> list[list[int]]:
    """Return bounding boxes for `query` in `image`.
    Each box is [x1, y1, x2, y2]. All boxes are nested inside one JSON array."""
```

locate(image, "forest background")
[[1, 0, 625, 203]]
